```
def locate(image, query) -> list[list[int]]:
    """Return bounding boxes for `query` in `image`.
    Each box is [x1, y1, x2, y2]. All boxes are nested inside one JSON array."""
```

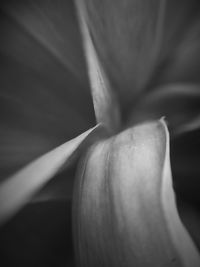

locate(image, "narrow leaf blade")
[[0, 124, 102, 225]]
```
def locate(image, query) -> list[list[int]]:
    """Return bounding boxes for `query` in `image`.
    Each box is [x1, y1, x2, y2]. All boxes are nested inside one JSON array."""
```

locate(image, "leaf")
[[73, 119, 200, 266], [76, 2, 121, 132], [0, 124, 103, 226], [75, 0, 166, 106]]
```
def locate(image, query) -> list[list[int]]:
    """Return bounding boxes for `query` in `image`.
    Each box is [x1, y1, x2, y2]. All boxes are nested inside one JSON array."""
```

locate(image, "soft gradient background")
[[0, 0, 200, 266]]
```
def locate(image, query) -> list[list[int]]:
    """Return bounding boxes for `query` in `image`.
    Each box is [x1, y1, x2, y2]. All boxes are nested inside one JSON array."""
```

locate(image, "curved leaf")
[[73, 120, 200, 266]]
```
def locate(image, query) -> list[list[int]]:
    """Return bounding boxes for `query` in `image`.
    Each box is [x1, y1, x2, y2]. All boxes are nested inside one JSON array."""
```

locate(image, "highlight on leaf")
[[0, 124, 103, 226], [76, 0, 121, 133], [73, 119, 200, 267]]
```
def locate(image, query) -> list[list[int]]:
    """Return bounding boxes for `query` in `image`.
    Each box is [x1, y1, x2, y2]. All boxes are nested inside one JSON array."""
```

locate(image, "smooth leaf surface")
[[76, 3, 120, 132], [0, 124, 102, 226], [73, 120, 200, 267], [76, 0, 166, 107]]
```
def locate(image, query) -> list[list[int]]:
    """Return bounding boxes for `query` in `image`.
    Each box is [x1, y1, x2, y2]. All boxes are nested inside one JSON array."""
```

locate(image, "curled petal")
[[73, 120, 200, 266]]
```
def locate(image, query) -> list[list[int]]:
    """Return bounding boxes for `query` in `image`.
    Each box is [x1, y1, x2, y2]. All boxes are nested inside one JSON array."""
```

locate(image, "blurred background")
[[0, 0, 200, 266]]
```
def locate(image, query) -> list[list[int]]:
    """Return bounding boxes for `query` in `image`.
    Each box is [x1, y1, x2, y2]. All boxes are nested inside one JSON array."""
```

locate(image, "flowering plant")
[[0, 0, 200, 266]]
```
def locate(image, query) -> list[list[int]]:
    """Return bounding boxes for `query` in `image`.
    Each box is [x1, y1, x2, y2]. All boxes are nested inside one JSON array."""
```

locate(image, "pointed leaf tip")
[[75, 0, 121, 133], [0, 124, 103, 226], [73, 120, 200, 266]]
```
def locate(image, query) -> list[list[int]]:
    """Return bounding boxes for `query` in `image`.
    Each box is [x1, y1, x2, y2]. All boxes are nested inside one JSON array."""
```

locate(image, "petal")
[[75, 0, 166, 106], [0, 0, 95, 179], [0, 124, 103, 226], [73, 120, 200, 266], [128, 84, 200, 135]]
